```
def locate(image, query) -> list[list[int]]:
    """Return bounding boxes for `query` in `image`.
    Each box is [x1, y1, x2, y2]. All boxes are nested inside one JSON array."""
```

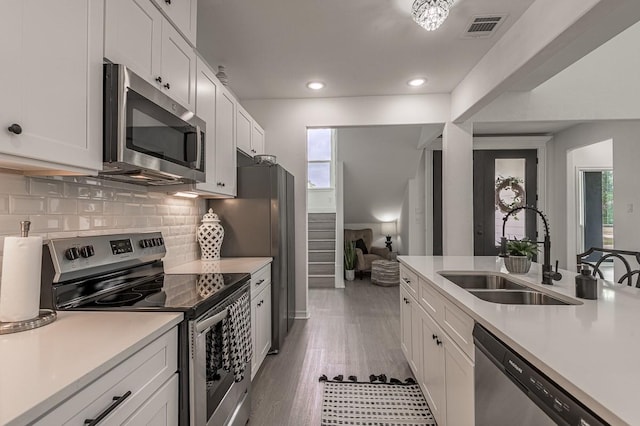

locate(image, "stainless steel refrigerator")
[[208, 159, 295, 353]]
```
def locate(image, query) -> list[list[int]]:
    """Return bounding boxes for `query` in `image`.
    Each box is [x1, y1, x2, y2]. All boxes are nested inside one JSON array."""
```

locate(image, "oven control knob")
[[65, 247, 80, 261], [154, 238, 162, 246], [79, 245, 94, 258], [139, 240, 148, 248], [158, 237, 164, 246], [148, 238, 157, 247]]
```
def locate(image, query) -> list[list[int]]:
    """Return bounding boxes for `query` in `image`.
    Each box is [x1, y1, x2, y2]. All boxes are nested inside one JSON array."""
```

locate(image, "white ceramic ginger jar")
[[197, 209, 224, 260]]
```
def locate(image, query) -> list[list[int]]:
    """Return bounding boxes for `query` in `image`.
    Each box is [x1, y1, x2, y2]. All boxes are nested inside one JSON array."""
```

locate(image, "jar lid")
[[202, 208, 220, 223]]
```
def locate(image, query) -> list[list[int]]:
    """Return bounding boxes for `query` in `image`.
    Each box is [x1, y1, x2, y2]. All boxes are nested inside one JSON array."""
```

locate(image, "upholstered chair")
[[344, 228, 392, 278]]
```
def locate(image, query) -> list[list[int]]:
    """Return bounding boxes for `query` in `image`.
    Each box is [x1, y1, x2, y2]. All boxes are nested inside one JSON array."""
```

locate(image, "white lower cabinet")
[[400, 267, 475, 426], [251, 263, 272, 380], [34, 327, 178, 425]]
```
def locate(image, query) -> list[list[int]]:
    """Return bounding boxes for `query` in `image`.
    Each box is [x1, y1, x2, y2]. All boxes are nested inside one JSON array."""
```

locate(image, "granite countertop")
[[165, 257, 272, 275], [398, 255, 640, 425], [0, 311, 183, 426]]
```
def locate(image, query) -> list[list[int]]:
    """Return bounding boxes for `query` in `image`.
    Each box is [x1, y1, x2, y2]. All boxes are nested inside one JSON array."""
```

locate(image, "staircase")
[[308, 213, 336, 288]]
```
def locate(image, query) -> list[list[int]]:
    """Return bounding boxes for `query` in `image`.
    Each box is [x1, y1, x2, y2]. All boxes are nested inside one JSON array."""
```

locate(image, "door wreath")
[[495, 176, 525, 214]]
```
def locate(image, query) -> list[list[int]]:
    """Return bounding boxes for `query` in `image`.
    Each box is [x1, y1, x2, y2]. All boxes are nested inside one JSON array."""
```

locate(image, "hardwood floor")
[[248, 278, 412, 426]]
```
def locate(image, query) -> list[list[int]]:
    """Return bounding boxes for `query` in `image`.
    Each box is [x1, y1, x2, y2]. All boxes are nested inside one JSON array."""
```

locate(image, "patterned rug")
[[321, 381, 437, 426]]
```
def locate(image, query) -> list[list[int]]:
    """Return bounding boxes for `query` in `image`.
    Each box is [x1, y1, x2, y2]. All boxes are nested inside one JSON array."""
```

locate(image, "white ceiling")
[[197, 0, 536, 100]]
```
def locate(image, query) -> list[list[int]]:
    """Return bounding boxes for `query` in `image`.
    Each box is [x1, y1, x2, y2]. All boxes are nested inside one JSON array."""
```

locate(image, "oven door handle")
[[196, 309, 228, 333]]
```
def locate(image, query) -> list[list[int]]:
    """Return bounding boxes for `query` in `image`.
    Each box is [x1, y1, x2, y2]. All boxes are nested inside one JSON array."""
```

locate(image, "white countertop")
[[0, 311, 182, 426], [165, 257, 272, 275], [398, 255, 640, 425]]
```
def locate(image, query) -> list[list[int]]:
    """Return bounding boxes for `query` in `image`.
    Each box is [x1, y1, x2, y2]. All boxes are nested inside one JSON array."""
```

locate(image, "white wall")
[[244, 94, 450, 317], [548, 121, 640, 270], [337, 125, 423, 223]]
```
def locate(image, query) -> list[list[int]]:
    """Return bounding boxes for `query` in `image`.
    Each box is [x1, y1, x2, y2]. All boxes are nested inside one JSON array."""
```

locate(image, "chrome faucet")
[[499, 205, 562, 285]]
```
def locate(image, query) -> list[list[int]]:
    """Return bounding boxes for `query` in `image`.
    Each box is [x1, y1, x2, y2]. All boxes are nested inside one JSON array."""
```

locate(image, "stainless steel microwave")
[[101, 64, 206, 186]]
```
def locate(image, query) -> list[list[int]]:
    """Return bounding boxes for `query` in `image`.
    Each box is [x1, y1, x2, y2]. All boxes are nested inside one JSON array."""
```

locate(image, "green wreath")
[[495, 176, 525, 214]]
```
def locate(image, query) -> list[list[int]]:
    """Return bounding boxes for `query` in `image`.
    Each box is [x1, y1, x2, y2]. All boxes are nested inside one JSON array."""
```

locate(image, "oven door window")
[[205, 321, 234, 420], [126, 89, 200, 169]]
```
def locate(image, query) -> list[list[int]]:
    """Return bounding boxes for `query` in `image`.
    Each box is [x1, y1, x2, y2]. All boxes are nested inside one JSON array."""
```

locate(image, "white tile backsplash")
[[0, 172, 206, 282]]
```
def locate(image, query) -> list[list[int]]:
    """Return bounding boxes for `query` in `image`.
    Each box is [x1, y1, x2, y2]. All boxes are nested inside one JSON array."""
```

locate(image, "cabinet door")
[[194, 59, 220, 194], [154, 0, 197, 45], [214, 87, 237, 196], [400, 286, 412, 360], [236, 105, 253, 156], [444, 333, 474, 426], [251, 122, 265, 156], [123, 374, 179, 425], [160, 20, 196, 111], [258, 283, 272, 363], [0, 0, 103, 172], [104, 0, 163, 84], [421, 310, 446, 426]]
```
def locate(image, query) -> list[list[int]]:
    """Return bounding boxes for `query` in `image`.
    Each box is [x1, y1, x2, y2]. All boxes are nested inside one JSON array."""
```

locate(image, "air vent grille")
[[463, 15, 506, 38]]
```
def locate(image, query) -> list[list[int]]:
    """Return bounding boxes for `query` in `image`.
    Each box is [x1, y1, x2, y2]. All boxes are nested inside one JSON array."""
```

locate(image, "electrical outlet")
[[627, 203, 634, 213]]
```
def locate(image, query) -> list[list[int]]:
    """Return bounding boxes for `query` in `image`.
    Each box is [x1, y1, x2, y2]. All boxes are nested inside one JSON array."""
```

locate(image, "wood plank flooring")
[[248, 278, 411, 426]]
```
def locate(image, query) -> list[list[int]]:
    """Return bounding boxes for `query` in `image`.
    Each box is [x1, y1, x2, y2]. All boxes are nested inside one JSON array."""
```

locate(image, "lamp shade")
[[381, 222, 397, 237]]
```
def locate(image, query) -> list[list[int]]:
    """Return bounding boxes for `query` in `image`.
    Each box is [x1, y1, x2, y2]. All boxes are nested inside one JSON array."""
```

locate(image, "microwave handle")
[[195, 125, 203, 170], [184, 125, 202, 168]]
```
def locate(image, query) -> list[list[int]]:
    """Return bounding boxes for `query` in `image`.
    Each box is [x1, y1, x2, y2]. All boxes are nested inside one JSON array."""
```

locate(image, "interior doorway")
[[578, 170, 614, 271]]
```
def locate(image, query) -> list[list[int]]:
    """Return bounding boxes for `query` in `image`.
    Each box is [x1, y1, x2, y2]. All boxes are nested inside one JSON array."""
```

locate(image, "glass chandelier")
[[411, 0, 454, 31]]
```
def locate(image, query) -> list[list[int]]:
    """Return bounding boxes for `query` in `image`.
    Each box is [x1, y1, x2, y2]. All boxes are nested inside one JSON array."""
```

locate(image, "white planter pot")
[[504, 256, 532, 274], [345, 269, 355, 281]]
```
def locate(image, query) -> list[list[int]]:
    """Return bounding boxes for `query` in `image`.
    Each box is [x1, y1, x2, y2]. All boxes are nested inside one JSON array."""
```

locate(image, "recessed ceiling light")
[[306, 81, 325, 90], [408, 78, 427, 87]]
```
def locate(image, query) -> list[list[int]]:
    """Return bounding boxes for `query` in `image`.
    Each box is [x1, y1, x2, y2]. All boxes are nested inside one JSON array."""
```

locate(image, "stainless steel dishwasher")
[[473, 324, 608, 426]]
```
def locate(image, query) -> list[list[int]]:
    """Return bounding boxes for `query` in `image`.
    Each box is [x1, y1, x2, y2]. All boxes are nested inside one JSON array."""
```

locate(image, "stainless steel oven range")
[[39, 232, 251, 426]]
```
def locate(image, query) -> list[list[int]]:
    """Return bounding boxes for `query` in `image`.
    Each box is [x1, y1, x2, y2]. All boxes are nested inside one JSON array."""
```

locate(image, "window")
[[307, 128, 334, 189]]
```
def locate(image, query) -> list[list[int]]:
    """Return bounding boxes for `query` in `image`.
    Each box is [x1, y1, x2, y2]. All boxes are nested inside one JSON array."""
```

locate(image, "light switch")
[[627, 203, 634, 213]]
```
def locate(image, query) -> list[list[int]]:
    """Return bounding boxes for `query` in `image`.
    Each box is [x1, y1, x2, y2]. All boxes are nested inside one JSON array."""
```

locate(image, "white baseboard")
[[295, 310, 310, 319]]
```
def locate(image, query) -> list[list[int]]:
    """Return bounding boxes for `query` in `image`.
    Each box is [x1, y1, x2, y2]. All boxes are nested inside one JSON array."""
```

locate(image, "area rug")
[[320, 377, 437, 426]]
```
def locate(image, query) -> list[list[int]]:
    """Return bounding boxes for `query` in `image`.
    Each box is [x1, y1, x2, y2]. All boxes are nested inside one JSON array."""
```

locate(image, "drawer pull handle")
[[404, 298, 410, 304], [403, 277, 411, 283], [432, 334, 437, 340], [436, 339, 443, 346], [257, 300, 264, 307], [84, 391, 132, 425], [256, 279, 265, 285]]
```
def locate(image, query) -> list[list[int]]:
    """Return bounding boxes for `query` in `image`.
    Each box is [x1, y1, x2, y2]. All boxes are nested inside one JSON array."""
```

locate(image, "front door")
[[473, 150, 538, 255]]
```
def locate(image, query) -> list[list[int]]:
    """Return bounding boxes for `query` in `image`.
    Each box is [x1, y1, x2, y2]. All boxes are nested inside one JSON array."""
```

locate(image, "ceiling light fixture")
[[411, 0, 454, 31], [306, 81, 325, 90], [408, 78, 427, 87]]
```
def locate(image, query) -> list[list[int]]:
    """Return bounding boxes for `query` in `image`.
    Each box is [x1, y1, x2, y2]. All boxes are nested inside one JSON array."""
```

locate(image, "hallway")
[[249, 279, 411, 426]]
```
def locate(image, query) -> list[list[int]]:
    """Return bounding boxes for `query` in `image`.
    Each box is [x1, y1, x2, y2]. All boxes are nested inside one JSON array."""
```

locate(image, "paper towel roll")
[[0, 236, 43, 322]]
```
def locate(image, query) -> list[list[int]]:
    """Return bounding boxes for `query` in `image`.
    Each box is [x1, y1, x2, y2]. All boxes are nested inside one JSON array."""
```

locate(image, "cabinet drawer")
[[35, 327, 178, 425], [419, 277, 444, 323], [123, 373, 179, 425], [400, 265, 418, 297], [251, 264, 271, 297], [442, 299, 475, 360]]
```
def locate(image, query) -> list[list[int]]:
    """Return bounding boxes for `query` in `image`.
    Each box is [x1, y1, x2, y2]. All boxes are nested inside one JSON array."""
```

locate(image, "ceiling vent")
[[462, 15, 506, 38]]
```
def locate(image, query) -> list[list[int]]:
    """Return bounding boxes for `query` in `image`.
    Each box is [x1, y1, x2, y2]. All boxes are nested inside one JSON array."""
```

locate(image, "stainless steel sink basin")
[[439, 273, 526, 290], [438, 272, 579, 305], [469, 290, 571, 305]]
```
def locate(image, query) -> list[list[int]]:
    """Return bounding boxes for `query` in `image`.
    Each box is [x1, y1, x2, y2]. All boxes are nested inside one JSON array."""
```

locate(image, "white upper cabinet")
[[152, 0, 197, 45], [236, 105, 253, 156], [160, 20, 196, 110], [251, 122, 265, 156], [105, 0, 196, 111], [0, 0, 103, 173], [215, 86, 237, 196], [194, 58, 220, 195], [236, 104, 266, 157]]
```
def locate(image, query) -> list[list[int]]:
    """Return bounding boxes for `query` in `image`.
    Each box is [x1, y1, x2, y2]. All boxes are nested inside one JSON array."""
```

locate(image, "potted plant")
[[344, 241, 356, 281], [504, 238, 538, 274]]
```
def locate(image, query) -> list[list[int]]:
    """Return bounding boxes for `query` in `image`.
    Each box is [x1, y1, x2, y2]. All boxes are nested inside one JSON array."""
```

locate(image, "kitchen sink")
[[468, 290, 571, 305], [439, 273, 527, 290], [438, 272, 579, 305]]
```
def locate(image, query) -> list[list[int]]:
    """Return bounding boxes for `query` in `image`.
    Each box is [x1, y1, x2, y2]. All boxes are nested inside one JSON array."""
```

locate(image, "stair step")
[[308, 221, 335, 231], [309, 240, 336, 250], [309, 263, 336, 275], [308, 230, 335, 239], [308, 213, 336, 222], [309, 276, 336, 288], [308, 251, 335, 262]]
